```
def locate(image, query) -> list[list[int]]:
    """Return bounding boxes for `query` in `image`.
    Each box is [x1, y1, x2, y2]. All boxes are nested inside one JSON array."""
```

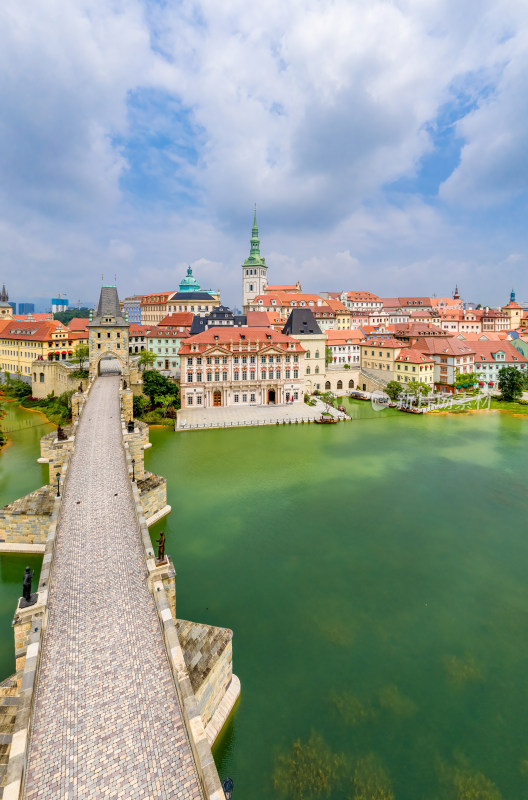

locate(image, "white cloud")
[[0, 0, 527, 306]]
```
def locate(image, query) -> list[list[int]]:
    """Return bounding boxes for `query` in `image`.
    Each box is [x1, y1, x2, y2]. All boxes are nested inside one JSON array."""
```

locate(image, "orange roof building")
[[178, 327, 306, 411]]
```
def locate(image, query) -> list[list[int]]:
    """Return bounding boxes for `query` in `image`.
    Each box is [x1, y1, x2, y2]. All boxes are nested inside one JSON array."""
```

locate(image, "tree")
[[455, 371, 480, 389], [133, 394, 149, 418], [320, 391, 335, 413], [73, 343, 89, 370], [325, 347, 333, 366], [154, 395, 173, 417], [385, 381, 403, 401], [498, 366, 524, 401], [138, 350, 157, 371], [142, 370, 179, 407], [407, 380, 431, 398], [54, 308, 91, 325]]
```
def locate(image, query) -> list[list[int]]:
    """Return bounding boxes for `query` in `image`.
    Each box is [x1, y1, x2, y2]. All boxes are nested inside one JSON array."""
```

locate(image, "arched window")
[[325, 381, 331, 390], [315, 351, 319, 359], [349, 379, 354, 388], [40, 373, 44, 383], [337, 380, 343, 390]]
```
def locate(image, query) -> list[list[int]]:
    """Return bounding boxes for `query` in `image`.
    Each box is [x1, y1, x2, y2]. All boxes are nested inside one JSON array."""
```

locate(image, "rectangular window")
[[197, 372, 202, 382], [294, 355, 298, 363], [276, 370, 281, 379], [222, 356, 228, 364], [234, 371, 239, 380], [242, 356, 247, 364], [234, 356, 239, 364], [250, 355, 256, 364], [286, 369, 291, 378], [196, 357, 202, 365], [285, 355, 291, 363], [242, 370, 247, 380], [207, 373, 212, 382], [262, 370, 266, 379], [188, 396, 193, 405], [242, 393, 247, 402], [234, 393, 239, 403], [206, 357, 212, 365], [223, 371, 227, 381], [294, 369, 299, 378], [250, 393, 255, 402], [187, 357, 193, 365], [197, 395, 202, 405], [250, 370, 255, 380], [214, 356, 220, 365]]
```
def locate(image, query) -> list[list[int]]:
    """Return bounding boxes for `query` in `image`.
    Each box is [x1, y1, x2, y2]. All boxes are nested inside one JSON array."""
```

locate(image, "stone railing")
[[120, 413, 224, 800]]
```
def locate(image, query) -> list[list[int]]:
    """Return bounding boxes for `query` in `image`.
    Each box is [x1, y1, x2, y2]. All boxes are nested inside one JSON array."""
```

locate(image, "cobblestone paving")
[[24, 376, 204, 800]]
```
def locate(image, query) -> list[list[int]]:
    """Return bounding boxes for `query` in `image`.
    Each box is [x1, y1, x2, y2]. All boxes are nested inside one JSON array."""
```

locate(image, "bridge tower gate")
[[88, 283, 130, 382]]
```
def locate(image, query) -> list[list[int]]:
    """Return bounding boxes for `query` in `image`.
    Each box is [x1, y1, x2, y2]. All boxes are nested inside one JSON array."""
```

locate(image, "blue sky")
[[0, 0, 527, 308]]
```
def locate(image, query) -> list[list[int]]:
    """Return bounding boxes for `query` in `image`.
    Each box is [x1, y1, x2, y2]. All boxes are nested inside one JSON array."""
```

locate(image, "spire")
[[242, 207, 266, 268], [453, 285, 460, 300], [0, 283, 7, 302], [250, 206, 260, 257], [510, 288, 516, 303]]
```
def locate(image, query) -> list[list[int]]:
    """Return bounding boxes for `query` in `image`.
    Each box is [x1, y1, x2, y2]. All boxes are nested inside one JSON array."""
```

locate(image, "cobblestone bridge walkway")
[[24, 376, 203, 800]]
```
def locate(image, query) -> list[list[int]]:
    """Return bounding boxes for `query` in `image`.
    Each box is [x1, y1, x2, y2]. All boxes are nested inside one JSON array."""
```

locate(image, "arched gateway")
[[88, 284, 130, 382]]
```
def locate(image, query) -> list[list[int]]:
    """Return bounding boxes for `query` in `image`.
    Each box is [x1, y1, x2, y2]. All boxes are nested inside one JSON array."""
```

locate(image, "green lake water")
[[2, 399, 528, 798], [0, 402, 53, 678]]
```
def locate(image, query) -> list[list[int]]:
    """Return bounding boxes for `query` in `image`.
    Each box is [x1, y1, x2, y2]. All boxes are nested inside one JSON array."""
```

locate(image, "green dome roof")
[[179, 266, 201, 293]]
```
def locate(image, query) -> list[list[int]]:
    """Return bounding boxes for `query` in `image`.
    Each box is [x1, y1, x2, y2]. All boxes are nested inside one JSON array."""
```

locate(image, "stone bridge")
[[0, 374, 239, 799]]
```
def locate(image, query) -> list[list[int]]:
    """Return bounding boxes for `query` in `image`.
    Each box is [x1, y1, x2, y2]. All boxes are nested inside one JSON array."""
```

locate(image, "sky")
[[1, 0, 527, 309]]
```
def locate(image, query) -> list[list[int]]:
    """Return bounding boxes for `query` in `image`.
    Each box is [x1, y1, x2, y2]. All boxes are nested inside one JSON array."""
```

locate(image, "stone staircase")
[[359, 368, 389, 391]]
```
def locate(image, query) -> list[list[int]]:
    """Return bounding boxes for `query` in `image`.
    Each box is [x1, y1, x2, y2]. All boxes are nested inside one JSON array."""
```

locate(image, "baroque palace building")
[[178, 327, 305, 410]]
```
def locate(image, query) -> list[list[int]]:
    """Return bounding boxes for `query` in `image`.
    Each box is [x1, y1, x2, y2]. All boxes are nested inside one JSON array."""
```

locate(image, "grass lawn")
[[490, 397, 528, 415]]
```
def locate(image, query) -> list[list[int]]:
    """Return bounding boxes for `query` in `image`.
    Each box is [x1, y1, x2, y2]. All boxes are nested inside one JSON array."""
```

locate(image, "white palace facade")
[[178, 327, 305, 410]]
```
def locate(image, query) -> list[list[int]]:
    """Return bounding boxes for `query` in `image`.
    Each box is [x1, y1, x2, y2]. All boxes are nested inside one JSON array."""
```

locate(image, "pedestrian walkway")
[[23, 376, 203, 800], [177, 399, 348, 430]]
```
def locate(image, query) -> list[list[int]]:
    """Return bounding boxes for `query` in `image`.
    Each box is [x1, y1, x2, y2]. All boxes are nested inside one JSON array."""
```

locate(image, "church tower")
[[242, 209, 268, 312], [0, 283, 13, 320]]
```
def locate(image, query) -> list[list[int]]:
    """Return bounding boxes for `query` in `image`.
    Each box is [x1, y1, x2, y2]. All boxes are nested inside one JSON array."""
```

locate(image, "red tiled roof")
[[12, 313, 53, 321], [158, 313, 194, 327], [325, 329, 364, 344], [0, 320, 64, 341], [68, 317, 90, 331], [417, 338, 475, 356], [470, 340, 527, 363], [246, 311, 283, 327], [179, 326, 305, 354], [395, 348, 435, 364]]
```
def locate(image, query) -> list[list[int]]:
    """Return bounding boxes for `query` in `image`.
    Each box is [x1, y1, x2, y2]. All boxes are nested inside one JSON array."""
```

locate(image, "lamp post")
[[131, 459, 136, 482], [56, 471, 61, 498], [222, 778, 234, 799]]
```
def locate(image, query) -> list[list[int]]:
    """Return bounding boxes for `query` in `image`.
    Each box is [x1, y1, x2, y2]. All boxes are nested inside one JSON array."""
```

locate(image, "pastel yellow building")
[[394, 348, 435, 386], [0, 319, 86, 379]]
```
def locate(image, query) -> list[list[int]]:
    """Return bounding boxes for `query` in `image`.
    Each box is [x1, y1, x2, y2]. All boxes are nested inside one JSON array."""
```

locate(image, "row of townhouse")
[[359, 332, 528, 392], [246, 292, 352, 330]]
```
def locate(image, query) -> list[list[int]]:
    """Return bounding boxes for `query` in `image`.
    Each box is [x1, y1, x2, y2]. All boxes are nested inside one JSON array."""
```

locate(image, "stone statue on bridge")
[[156, 531, 166, 563], [20, 566, 37, 608]]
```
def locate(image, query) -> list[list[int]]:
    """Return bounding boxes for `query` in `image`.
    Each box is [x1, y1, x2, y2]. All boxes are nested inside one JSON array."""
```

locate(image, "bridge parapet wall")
[[3, 445, 73, 800]]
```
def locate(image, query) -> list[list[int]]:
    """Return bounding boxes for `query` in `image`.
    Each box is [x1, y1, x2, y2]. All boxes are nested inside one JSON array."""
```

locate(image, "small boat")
[[315, 414, 338, 424], [337, 405, 346, 413]]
